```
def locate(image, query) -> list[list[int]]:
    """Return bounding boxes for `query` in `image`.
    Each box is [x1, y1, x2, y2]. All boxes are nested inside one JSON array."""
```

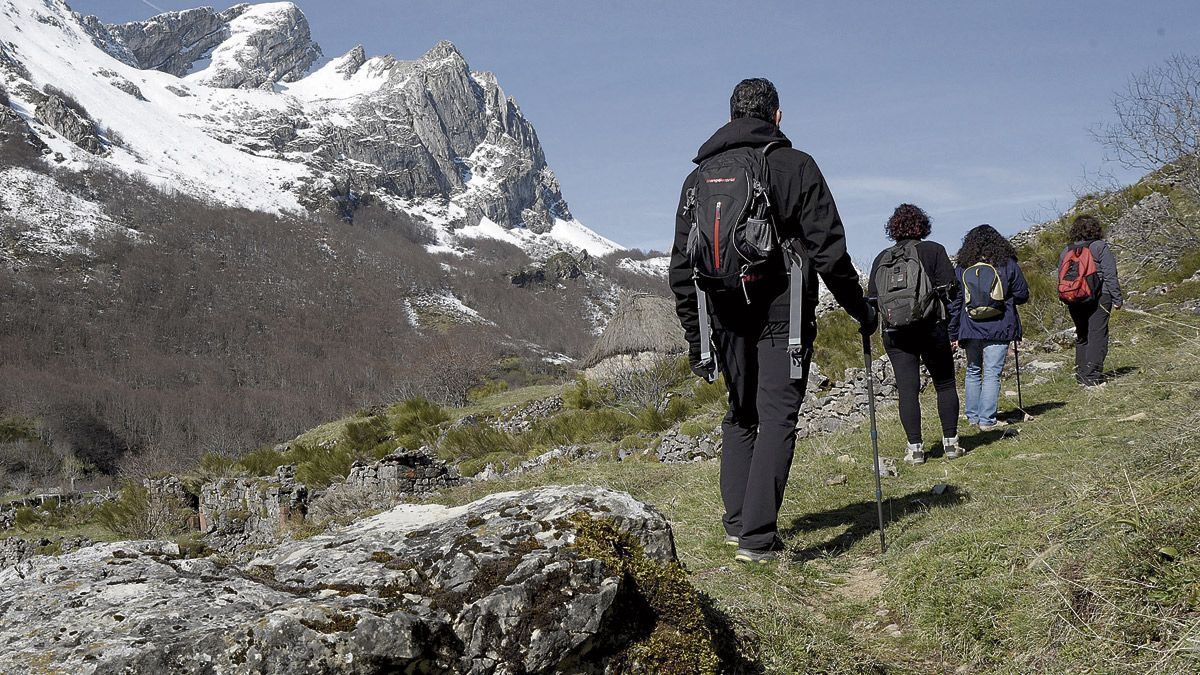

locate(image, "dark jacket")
[[669, 118, 868, 354], [867, 238, 959, 329], [1059, 239, 1122, 306], [949, 257, 1029, 342]]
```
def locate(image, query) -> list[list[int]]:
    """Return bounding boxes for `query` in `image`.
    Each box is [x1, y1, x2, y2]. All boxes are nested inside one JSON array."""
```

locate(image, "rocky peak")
[[89, 7, 228, 77], [84, 1, 321, 89], [420, 39, 468, 71], [333, 44, 367, 79]]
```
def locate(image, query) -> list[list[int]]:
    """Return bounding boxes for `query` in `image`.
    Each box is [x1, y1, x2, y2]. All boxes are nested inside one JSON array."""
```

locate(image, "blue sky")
[[72, 0, 1200, 264]]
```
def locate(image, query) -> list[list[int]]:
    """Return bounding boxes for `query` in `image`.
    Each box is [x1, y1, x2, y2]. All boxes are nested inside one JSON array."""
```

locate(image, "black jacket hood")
[[693, 117, 793, 164]]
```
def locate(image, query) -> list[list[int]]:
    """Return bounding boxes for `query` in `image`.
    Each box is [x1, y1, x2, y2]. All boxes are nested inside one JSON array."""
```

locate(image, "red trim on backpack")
[[713, 201, 722, 269]]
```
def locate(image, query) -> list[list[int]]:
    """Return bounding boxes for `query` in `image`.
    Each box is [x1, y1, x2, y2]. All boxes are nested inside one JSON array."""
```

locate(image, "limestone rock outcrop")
[[0, 486, 680, 674]]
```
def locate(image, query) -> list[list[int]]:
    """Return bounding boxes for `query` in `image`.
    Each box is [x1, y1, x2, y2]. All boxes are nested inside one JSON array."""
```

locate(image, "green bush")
[[529, 408, 638, 447], [97, 483, 191, 539], [232, 446, 290, 477], [635, 397, 694, 433], [342, 415, 391, 452], [467, 379, 510, 402], [812, 312, 881, 383], [562, 375, 612, 410], [13, 507, 38, 531], [289, 443, 364, 487], [691, 377, 726, 407], [391, 398, 450, 449], [437, 425, 529, 476]]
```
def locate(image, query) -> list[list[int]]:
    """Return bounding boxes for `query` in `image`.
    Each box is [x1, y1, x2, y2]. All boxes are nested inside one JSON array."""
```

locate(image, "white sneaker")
[[903, 442, 925, 465], [943, 436, 963, 460]]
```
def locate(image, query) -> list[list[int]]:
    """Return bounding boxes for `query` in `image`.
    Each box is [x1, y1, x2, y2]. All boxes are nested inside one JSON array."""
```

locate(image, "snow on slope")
[[617, 256, 670, 277], [452, 217, 621, 258], [0, 0, 625, 261], [186, 3, 307, 87], [0, 0, 308, 214], [0, 167, 128, 254]]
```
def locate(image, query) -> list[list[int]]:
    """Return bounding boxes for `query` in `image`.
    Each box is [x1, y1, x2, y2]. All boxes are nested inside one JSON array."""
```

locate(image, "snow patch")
[[548, 218, 622, 257], [0, 167, 120, 254], [617, 256, 670, 277]]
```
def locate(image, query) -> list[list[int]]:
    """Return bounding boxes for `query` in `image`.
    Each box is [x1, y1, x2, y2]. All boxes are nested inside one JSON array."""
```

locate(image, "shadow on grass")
[[960, 429, 1006, 451], [1003, 399, 1068, 422], [699, 592, 767, 674], [1104, 365, 1139, 380], [780, 486, 969, 562]]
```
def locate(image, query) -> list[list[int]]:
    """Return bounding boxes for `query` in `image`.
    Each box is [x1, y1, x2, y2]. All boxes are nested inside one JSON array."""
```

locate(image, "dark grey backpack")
[[873, 241, 938, 329]]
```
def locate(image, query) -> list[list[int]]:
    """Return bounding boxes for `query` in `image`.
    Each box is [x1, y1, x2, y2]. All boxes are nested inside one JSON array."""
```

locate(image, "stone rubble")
[[492, 395, 564, 434]]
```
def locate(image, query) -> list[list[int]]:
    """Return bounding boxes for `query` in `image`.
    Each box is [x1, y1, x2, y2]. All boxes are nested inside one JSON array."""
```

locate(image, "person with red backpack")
[[867, 204, 961, 465], [948, 225, 1030, 431], [1058, 214, 1122, 386], [669, 78, 875, 564]]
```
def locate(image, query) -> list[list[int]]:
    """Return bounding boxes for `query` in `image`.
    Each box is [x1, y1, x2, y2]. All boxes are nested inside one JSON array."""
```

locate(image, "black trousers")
[[1068, 298, 1112, 385], [713, 320, 809, 552], [883, 323, 959, 444]]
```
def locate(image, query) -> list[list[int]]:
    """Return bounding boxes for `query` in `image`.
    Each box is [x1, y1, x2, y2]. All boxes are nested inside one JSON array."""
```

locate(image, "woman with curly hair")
[[1059, 214, 1123, 386], [868, 204, 961, 464], [949, 224, 1030, 431]]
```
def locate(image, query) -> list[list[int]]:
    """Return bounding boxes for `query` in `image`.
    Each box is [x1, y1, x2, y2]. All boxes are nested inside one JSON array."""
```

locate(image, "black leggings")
[[883, 323, 959, 444], [1068, 298, 1112, 385]]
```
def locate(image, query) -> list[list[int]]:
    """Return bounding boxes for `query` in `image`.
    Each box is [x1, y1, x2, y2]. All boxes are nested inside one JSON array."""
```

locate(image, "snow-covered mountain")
[[0, 0, 623, 259]]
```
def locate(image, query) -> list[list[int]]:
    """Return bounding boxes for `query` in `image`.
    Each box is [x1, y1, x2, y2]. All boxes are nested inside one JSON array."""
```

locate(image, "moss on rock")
[[569, 512, 719, 674]]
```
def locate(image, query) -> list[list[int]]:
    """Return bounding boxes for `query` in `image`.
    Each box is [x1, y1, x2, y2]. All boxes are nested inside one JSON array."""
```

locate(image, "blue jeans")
[[963, 340, 1008, 426]]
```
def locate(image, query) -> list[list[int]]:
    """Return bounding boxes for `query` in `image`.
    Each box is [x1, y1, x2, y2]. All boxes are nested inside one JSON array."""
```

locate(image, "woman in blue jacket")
[[949, 225, 1030, 430]]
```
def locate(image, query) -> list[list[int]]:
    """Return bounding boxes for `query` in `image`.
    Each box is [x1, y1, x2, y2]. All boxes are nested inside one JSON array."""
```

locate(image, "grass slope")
[[438, 307, 1200, 673]]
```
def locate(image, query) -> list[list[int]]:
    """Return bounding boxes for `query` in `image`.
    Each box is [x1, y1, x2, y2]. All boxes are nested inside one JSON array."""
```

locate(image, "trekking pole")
[[862, 333, 886, 554], [1013, 341, 1034, 422]]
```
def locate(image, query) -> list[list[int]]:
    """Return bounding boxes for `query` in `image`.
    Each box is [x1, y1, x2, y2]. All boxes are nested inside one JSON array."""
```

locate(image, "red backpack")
[[1058, 243, 1100, 304]]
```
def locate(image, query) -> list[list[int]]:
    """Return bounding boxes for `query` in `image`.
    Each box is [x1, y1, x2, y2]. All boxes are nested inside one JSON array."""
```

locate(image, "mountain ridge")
[[0, 0, 625, 260]]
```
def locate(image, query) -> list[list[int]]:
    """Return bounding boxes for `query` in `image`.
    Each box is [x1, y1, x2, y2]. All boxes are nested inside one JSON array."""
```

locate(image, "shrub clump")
[[96, 482, 192, 539]]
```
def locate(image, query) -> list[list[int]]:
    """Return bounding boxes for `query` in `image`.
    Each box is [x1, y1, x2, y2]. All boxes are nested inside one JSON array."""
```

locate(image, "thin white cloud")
[[833, 176, 963, 204]]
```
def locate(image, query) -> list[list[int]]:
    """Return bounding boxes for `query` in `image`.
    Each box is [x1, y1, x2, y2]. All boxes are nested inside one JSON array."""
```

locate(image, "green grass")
[[436, 307, 1200, 673]]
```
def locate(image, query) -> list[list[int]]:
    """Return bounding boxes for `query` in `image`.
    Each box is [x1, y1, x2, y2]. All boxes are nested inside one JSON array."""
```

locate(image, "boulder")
[[34, 94, 105, 154], [0, 486, 695, 674]]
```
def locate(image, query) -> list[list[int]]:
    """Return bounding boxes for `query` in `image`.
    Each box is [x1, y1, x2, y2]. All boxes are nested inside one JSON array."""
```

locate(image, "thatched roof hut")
[[584, 293, 688, 368]]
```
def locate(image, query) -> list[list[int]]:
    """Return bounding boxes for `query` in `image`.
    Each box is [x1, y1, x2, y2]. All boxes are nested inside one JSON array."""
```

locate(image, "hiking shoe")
[[724, 535, 739, 547], [978, 420, 1008, 432], [734, 548, 778, 564], [903, 442, 925, 465], [943, 436, 964, 460]]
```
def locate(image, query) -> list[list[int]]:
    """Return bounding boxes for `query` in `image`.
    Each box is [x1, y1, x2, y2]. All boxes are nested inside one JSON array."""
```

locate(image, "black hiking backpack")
[[873, 241, 939, 330], [683, 144, 808, 379], [684, 145, 780, 300]]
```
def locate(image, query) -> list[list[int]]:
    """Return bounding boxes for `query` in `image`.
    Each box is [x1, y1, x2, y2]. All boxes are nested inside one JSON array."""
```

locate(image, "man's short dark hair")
[[730, 78, 779, 122]]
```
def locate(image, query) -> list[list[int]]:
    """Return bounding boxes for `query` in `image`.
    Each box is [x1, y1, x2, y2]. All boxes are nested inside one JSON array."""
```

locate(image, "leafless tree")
[[1094, 53, 1200, 198], [1088, 53, 1200, 264]]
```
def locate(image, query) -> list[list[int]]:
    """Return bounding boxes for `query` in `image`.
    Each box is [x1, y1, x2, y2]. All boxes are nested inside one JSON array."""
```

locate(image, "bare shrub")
[[1094, 54, 1200, 198], [1090, 54, 1200, 262], [604, 354, 689, 413]]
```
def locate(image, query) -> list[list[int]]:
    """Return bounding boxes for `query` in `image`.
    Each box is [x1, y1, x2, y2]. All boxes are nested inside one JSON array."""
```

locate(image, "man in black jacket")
[[669, 78, 876, 563]]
